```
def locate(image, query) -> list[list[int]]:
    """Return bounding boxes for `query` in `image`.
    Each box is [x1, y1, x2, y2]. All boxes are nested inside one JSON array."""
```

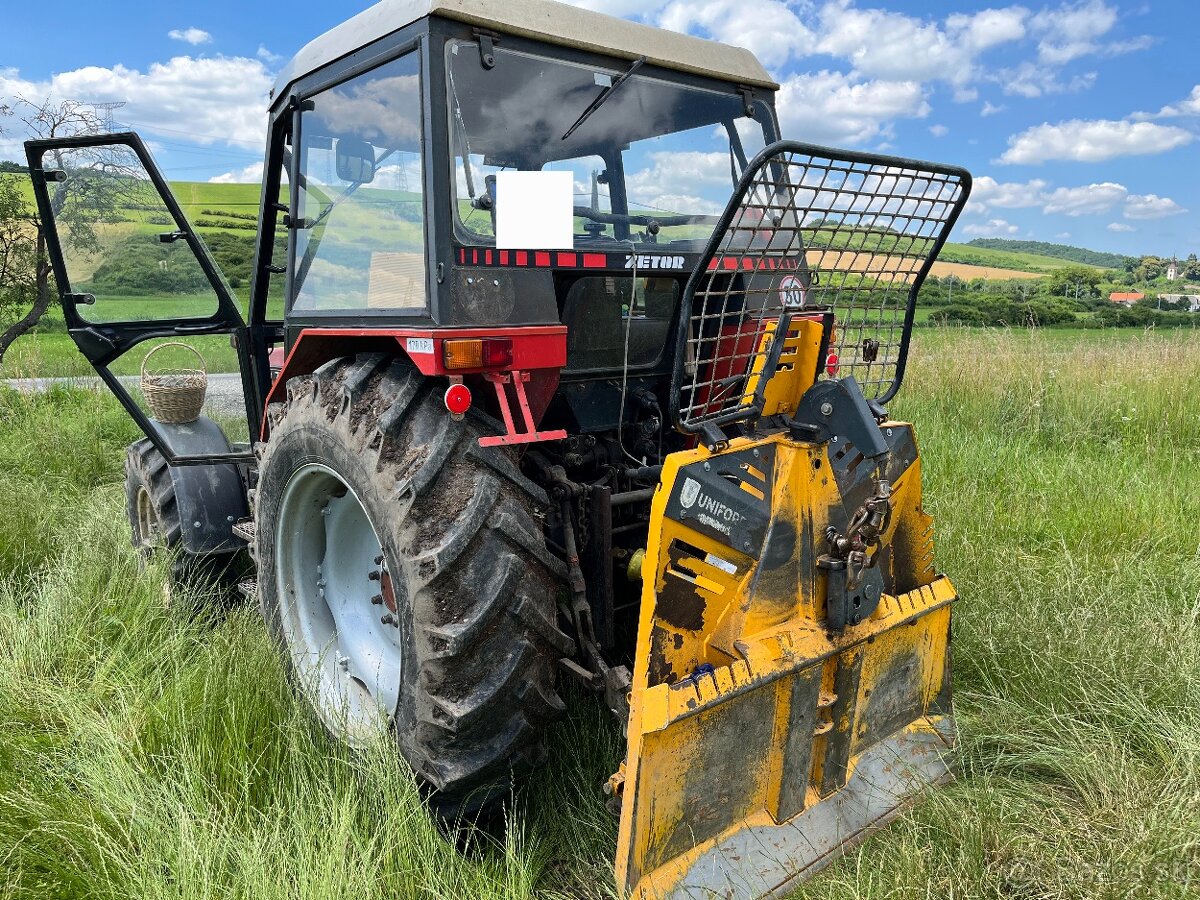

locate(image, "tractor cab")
[[269, 0, 782, 400]]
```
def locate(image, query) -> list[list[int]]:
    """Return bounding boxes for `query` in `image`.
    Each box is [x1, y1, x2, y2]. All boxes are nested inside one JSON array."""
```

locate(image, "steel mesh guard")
[[672, 142, 970, 434]]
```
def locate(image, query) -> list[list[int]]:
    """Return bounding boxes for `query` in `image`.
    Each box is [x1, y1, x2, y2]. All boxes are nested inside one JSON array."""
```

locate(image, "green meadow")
[[0, 327, 1195, 898]]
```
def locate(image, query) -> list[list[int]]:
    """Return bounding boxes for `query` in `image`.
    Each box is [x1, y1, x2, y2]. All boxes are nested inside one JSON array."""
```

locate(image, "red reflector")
[[444, 383, 472, 415], [826, 352, 840, 377], [482, 338, 513, 367]]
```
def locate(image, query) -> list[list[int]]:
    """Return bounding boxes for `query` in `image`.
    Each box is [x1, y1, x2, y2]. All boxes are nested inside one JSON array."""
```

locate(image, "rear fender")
[[261, 327, 566, 439]]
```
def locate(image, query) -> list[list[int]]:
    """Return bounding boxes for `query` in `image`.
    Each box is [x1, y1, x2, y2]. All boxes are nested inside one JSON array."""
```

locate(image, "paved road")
[[4, 373, 249, 419]]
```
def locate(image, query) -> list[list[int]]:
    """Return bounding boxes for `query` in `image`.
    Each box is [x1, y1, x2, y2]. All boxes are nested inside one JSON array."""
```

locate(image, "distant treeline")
[[966, 239, 1129, 269]]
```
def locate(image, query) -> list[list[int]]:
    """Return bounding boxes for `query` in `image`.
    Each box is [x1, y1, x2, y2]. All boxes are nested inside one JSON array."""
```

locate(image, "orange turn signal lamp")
[[443, 338, 513, 370]]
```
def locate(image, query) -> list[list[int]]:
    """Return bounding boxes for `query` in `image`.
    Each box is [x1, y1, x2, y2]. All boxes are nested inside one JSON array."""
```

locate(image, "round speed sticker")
[[779, 274, 807, 309]]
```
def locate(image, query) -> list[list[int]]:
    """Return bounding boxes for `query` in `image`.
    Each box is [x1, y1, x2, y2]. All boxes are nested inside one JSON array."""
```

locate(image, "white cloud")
[[812, 3, 1025, 88], [1055, 232, 1071, 239], [998, 119, 1194, 164], [969, 179, 1190, 223], [1135, 85, 1200, 120], [946, 6, 1028, 50], [969, 176, 1050, 214], [981, 101, 1006, 116], [1030, 0, 1116, 63], [658, 0, 813, 69], [0, 57, 272, 149], [776, 70, 929, 146], [1123, 194, 1188, 220], [625, 150, 732, 213], [209, 161, 264, 184], [1107, 222, 1135, 233], [168, 27, 212, 46], [1042, 182, 1127, 216], [996, 62, 1097, 98], [1027, 0, 1150, 64], [929, 124, 948, 137], [256, 45, 283, 64], [964, 217, 1021, 236]]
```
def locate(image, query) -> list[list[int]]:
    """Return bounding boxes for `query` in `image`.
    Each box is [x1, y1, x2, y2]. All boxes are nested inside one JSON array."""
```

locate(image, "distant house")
[[1167, 258, 1180, 280], [1109, 292, 1144, 305], [1157, 294, 1200, 312]]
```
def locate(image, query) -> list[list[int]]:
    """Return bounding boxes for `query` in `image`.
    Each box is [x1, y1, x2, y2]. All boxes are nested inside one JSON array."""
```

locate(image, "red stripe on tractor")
[[486, 250, 494, 265], [535, 251, 552, 267], [517, 251, 529, 266], [583, 253, 607, 268], [500, 251, 510, 265], [557, 252, 578, 267]]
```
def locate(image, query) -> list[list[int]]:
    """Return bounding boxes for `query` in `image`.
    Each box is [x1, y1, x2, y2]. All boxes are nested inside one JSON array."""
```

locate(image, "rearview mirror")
[[335, 138, 376, 184]]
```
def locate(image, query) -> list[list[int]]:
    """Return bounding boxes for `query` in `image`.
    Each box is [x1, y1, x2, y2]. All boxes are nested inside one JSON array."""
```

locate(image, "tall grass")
[[0, 328, 1197, 898], [793, 328, 1200, 899]]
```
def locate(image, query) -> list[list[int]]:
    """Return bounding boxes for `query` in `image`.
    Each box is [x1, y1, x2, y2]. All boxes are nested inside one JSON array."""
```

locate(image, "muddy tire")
[[124, 439, 243, 595], [255, 354, 571, 815]]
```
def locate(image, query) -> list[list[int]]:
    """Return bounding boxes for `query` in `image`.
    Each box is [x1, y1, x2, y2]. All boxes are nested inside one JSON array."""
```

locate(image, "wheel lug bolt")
[[368, 571, 381, 581], [371, 594, 384, 605], [381, 613, 397, 626], [374, 554, 385, 565]]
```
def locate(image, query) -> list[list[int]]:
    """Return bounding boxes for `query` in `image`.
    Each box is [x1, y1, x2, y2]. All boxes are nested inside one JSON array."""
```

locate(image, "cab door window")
[[292, 52, 427, 313]]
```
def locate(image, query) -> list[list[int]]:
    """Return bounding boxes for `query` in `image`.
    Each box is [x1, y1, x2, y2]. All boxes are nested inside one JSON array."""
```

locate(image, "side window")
[[292, 52, 426, 312], [562, 276, 679, 371]]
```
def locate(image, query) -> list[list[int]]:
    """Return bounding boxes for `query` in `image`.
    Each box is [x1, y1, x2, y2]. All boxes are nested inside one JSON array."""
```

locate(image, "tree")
[[0, 96, 142, 364], [1046, 265, 1104, 300], [0, 176, 39, 343]]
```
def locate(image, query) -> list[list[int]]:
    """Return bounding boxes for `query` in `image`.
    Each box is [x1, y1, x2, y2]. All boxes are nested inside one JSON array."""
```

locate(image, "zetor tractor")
[[25, 1, 970, 896]]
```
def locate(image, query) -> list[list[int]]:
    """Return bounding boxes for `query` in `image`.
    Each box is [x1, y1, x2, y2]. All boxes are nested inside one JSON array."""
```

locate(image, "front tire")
[[124, 439, 243, 596], [255, 354, 571, 814]]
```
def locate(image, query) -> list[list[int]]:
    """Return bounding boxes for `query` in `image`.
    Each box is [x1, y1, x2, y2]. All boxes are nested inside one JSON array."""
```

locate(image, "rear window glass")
[[563, 276, 680, 371]]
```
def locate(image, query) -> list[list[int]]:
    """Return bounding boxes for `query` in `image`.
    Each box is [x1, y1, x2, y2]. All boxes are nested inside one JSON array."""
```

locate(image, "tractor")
[[24, 0, 971, 896]]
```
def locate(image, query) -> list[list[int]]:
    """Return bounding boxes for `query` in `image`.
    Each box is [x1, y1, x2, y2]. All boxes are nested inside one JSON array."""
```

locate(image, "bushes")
[[924, 293, 1200, 329], [84, 231, 286, 297], [928, 296, 1079, 327]]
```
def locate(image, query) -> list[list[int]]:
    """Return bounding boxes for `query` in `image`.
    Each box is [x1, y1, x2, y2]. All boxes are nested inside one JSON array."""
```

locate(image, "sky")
[[1, 0, 1197, 256]]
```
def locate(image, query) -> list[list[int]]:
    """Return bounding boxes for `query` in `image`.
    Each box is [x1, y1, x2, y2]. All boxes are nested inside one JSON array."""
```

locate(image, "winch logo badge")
[[680, 477, 701, 509], [677, 475, 744, 538]]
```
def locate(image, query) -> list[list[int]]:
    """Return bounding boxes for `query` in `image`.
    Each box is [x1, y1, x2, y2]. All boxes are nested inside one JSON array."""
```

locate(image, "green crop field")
[[935, 242, 1105, 274], [0, 327, 1195, 899]]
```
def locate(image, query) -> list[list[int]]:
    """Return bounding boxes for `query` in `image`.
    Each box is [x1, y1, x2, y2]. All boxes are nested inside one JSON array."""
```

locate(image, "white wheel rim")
[[275, 463, 400, 744]]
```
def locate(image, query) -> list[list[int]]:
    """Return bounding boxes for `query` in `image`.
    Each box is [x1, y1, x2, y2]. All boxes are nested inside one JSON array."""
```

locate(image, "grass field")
[[0, 328, 1197, 899]]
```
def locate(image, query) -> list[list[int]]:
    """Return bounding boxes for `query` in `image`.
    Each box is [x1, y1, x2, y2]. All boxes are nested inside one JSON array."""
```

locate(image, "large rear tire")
[[255, 354, 571, 814]]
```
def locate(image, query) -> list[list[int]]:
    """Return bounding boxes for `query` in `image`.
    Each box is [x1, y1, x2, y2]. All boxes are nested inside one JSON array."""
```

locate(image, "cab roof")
[[271, 0, 779, 102]]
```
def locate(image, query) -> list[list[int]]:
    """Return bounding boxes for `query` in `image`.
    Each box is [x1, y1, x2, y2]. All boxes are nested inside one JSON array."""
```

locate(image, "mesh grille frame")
[[671, 141, 971, 435]]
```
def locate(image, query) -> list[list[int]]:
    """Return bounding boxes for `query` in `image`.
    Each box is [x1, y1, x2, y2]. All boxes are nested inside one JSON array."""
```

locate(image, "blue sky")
[[2, 0, 1197, 255]]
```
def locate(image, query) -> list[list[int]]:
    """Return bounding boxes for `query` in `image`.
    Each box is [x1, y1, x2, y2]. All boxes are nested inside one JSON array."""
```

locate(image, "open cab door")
[[24, 133, 259, 466]]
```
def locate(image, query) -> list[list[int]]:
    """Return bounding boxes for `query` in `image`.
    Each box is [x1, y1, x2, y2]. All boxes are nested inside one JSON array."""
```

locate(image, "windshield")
[[447, 41, 774, 249]]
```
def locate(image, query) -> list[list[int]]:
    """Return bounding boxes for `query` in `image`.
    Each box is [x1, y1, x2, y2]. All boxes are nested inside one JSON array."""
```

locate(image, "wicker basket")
[[141, 342, 208, 424]]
